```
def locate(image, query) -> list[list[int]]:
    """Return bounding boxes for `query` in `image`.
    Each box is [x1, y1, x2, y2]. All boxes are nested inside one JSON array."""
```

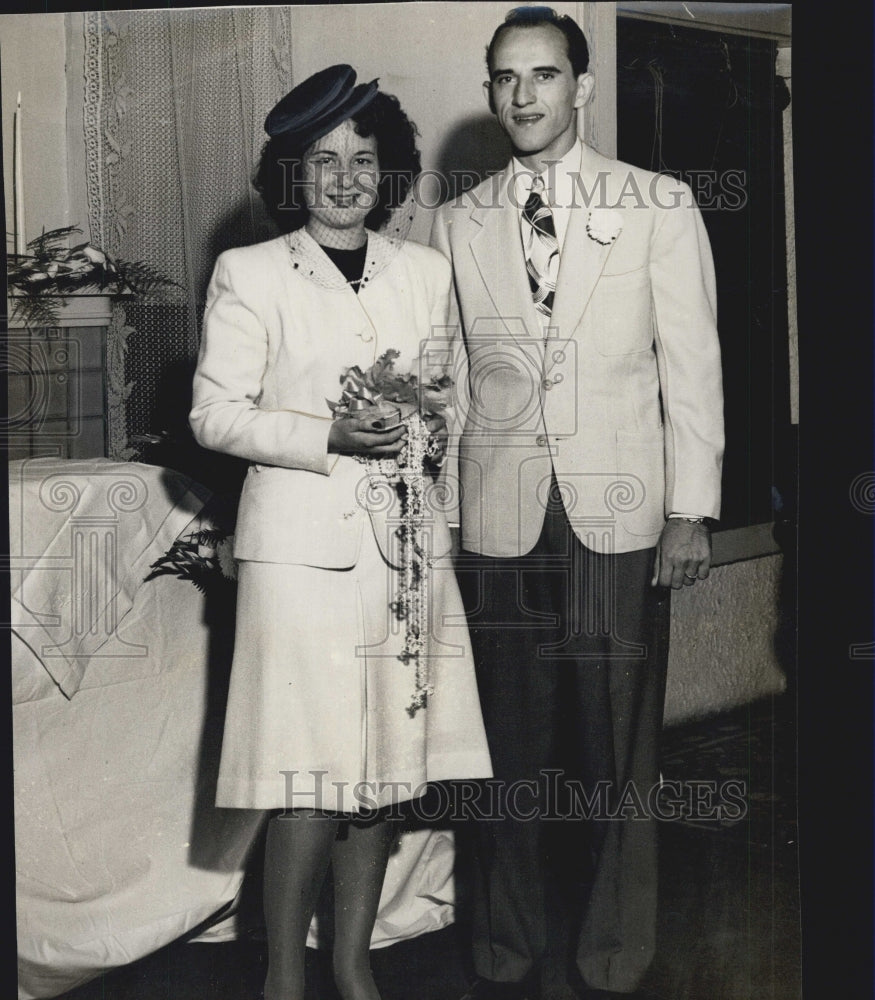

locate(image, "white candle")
[[14, 92, 25, 256]]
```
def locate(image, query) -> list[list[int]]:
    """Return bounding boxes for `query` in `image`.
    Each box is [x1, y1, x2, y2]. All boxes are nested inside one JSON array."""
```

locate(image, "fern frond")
[[27, 226, 83, 261], [8, 294, 62, 328]]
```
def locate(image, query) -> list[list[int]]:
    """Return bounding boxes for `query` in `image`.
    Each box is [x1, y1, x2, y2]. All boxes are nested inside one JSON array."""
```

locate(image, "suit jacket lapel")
[[469, 166, 542, 346], [466, 149, 625, 360], [550, 143, 620, 347]]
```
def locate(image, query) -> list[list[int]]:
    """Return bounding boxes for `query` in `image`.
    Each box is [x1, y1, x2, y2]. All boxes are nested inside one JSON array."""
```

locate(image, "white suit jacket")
[[190, 231, 455, 567], [431, 141, 725, 556]]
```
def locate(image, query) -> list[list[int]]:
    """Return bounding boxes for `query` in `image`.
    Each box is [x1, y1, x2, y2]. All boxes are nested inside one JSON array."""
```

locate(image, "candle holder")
[[14, 92, 25, 258]]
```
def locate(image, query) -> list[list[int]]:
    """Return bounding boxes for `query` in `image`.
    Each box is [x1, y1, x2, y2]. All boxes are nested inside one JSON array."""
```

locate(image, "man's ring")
[[684, 572, 697, 580]]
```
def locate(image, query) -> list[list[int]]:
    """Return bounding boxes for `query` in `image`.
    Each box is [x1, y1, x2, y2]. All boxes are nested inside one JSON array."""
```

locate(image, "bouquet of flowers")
[[7, 225, 178, 327], [328, 349, 454, 716], [327, 348, 453, 430]]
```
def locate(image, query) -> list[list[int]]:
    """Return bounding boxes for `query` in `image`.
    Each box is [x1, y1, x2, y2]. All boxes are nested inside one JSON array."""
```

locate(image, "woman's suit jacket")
[[190, 231, 455, 567]]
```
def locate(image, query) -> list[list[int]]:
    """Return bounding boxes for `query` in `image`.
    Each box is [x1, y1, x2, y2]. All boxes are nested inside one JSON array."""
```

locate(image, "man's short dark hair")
[[486, 6, 590, 78]]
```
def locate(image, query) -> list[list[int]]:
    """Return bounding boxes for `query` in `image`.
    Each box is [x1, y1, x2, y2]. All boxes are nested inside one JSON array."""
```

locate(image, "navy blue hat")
[[264, 64, 379, 146]]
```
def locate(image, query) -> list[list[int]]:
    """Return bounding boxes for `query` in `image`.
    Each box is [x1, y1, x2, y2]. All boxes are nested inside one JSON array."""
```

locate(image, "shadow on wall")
[[206, 192, 278, 259], [141, 357, 247, 497], [432, 113, 510, 201]]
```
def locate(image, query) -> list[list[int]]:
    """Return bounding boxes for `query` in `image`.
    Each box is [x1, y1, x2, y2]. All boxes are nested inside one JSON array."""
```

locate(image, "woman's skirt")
[[215, 527, 492, 812]]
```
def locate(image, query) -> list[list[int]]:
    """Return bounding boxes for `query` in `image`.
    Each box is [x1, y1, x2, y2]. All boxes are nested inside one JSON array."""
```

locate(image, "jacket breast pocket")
[[593, 267, 653, 356]]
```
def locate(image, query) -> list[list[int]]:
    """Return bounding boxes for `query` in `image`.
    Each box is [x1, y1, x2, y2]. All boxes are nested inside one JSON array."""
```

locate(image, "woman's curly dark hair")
[[254, 91, 422, 234]]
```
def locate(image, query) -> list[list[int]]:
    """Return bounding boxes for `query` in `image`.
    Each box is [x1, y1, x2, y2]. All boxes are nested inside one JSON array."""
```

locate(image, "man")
[[430, 7, 724, 1000]]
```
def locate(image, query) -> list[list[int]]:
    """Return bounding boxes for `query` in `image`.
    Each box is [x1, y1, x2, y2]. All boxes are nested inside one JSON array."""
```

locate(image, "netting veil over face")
[[266, 64, 419, 287]]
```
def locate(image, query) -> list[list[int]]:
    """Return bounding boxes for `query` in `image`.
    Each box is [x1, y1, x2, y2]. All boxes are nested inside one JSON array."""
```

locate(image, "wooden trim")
[[65, 12, 92, 247], [7, 294, 113, 329], [616, 2, 791, 42], [711, 522, 783, 567], [581, 1, 617, 158]]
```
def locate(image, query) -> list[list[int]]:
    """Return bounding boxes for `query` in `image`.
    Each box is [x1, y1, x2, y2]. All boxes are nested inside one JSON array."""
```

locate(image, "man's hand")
[[423, 410, 449, 464], [651, 519, 712, 590]]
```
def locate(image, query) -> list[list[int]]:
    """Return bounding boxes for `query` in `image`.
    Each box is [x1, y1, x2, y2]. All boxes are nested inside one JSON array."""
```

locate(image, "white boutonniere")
[[586, 208, 623, 246]]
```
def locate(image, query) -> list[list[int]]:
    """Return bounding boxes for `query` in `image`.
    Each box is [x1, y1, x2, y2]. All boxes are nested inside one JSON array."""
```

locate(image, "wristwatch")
[[668, 513, 708, 525]]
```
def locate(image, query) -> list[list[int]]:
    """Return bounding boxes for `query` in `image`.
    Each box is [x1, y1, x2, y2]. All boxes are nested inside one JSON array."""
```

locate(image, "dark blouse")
[[319, 242, 367, 294]]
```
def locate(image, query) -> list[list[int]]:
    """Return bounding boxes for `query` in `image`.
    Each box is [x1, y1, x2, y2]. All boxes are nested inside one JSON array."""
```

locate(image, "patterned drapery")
[[82, 8, 294, 459]]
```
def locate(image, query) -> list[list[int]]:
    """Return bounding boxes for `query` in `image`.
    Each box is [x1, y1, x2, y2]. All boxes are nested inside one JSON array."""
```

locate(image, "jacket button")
[[542, 378, 554, 390], [536, 435, 548, 447]]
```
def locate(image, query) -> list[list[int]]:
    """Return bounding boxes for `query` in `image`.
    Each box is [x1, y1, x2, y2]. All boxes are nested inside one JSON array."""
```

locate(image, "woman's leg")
[[262, 811, 339, 1000], [330, 817, 398, 1000]]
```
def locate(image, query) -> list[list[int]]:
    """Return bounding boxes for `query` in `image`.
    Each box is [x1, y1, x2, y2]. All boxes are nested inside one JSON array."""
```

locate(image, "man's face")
[[486, 23, 593, 168]]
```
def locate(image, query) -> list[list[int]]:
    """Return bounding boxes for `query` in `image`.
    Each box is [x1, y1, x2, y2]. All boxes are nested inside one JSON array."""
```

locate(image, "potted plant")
[[7, 225, 177, 328]]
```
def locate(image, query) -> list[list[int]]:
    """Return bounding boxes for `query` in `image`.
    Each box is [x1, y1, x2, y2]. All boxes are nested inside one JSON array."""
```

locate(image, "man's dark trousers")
[[456, 477, 671, 994]]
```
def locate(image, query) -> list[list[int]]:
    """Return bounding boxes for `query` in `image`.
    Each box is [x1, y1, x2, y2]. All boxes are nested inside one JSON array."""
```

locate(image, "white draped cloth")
[[11, 459, 458, 999]]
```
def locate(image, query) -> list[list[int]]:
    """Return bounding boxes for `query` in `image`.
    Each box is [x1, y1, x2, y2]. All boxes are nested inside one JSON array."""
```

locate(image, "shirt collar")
[[511, 139, 583, 210]]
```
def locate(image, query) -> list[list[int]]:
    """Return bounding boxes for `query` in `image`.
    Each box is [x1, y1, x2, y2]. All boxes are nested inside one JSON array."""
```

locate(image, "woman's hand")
[[327, 413, 408, 458]]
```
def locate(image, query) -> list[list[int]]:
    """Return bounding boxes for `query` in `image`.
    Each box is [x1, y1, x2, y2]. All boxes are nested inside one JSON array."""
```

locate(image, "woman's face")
[[302, 119, 380, 235]]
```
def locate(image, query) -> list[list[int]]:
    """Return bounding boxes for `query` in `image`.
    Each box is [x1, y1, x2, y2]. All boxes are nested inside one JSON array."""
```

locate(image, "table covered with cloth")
[[10, 458, 457, 999]]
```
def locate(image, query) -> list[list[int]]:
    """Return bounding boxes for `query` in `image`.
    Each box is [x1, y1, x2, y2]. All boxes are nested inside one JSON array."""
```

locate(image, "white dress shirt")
[[511, 138, 583, 253]]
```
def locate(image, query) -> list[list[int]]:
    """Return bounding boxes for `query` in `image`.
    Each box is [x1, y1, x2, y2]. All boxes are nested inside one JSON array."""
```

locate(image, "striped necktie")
[[521, 175, 559, 318]]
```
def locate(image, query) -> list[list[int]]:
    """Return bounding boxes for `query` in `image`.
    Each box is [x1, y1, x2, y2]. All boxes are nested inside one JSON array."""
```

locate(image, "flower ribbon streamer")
[[329, 350, 453, 715]]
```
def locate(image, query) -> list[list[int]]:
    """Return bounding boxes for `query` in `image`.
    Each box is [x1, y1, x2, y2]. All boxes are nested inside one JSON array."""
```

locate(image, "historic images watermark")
[[277, 768, 748, 823], [277, 165, 749, 213], [7, 461, 153, 663]]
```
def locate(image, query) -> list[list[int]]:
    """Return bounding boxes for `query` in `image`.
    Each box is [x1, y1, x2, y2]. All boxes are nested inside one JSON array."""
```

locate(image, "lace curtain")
[[82, 8, 294, 460]]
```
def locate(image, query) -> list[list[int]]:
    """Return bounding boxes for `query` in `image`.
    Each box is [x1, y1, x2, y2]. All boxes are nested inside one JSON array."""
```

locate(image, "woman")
[[189, 66, 491, 1000]]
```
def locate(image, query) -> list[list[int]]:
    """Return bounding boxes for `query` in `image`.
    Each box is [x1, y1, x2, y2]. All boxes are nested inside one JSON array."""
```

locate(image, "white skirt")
[[215, 528, 492, 813]]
